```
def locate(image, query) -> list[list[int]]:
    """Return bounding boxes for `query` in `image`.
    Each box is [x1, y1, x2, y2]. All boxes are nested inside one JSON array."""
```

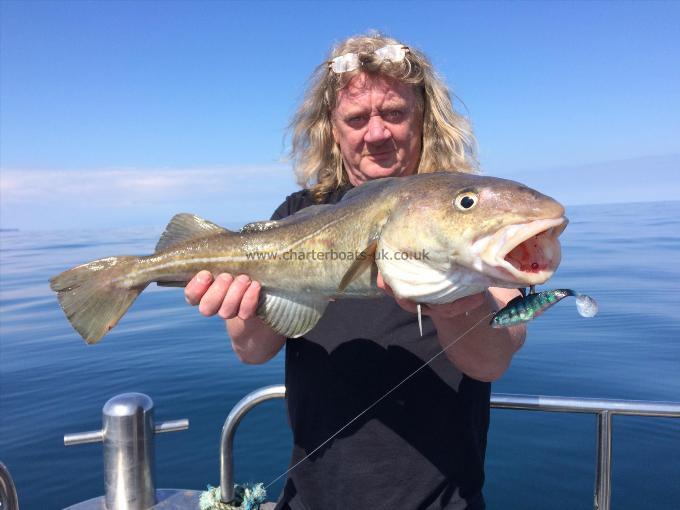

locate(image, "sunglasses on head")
[[328, 44, 410, 74]]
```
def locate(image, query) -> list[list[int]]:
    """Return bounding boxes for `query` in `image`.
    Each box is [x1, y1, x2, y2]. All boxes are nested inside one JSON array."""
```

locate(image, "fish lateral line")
[[49, 173, 573, 344]]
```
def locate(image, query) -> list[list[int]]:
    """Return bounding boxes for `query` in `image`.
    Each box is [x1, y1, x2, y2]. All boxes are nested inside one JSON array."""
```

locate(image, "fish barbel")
[[50, 172, 568, 344]]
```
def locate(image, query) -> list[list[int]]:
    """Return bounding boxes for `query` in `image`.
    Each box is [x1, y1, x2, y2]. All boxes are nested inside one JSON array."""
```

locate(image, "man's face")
[[331, 73, 423, 187]]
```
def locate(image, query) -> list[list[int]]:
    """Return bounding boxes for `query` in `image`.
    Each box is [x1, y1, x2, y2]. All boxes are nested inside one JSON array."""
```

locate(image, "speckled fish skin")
[[50, 172, 568, 344]]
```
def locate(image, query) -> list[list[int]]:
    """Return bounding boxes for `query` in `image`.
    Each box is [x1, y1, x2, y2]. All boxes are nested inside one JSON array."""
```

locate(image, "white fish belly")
[[377, 244, 491, 304]]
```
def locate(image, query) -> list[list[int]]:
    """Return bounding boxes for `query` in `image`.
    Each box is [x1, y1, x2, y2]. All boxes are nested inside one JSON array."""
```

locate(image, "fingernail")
[[196, 271, 210, 284], [236, 274, 250, 284], [219, 273, 233, 283]]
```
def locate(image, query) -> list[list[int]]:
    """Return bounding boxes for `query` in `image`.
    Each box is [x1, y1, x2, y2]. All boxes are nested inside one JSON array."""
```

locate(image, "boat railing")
[[3, 388, 675, 509], [0, 461, 20, 510], [219, 385, 680, 510]]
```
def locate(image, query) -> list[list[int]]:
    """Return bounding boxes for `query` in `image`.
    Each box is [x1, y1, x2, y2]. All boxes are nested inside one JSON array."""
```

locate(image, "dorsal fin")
[[240, 220, 280, 234], [340, 177, 397, 202], [155, 213, 232, 252], [240, 204, 332, 234]]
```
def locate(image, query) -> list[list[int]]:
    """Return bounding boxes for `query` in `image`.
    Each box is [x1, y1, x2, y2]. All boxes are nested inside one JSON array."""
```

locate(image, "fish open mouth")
[[472, 217, 568, 285]]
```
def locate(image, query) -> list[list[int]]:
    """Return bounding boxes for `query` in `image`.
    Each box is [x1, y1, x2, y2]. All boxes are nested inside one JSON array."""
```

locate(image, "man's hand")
[[185, 270, 285, 364], [185, 270, 262, 320], [377, 271, 525, 381]]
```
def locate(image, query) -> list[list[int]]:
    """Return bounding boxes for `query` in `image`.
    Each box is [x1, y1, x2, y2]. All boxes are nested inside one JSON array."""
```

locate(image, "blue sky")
[[1, 1, 679, 230]]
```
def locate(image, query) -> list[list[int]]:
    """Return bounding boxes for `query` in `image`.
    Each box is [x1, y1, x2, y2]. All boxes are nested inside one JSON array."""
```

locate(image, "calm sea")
[[1, 201, 679, 509]]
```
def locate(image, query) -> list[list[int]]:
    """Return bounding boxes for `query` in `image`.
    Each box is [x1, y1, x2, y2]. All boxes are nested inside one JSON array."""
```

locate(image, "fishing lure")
[[490, 288, 598, 328]]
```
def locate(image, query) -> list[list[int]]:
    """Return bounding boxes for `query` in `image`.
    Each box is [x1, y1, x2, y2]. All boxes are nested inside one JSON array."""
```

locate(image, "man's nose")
[[364, 114, 391, 144]]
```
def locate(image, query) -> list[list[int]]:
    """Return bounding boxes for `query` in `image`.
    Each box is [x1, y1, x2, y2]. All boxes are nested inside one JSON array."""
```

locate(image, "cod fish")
[[50, 172, 568, 344]]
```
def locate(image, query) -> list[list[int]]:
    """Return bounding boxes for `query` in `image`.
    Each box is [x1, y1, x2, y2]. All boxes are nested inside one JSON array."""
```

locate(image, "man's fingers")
[[187, 271, 262, 320], [185, 270, 214, 306], [216, 274, 252, 320], [376, 271, 395, 297], [395, 296, 418, 314], [236, 280, 261, 320], [376, 271, 385, 289], [199, 273, 234, 316]]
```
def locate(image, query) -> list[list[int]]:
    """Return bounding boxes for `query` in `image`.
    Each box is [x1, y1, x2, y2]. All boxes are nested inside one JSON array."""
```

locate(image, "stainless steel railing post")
[[219, 385, 286, 503], [594, 410, 612, 510], [64, 393, 188, 510], [0, 461, 19, 510]]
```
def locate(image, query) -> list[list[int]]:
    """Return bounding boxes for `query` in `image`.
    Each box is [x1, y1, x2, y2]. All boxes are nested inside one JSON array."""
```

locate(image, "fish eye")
[[454, 191, 478, 211]]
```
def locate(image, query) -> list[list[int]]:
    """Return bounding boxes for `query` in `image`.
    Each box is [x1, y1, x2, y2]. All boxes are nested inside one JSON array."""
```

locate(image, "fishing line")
[[264, 311, 495, 490]]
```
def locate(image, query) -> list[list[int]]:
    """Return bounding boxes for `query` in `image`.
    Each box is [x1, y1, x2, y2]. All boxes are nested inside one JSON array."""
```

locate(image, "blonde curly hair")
[[289, 32, 478, 202]]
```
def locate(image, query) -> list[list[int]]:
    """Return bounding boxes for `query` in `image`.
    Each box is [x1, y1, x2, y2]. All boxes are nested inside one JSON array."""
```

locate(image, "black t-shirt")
[[272, 187, 490, 510]]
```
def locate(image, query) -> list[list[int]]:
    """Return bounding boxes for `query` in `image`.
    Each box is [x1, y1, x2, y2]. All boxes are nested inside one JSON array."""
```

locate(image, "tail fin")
[[49, 256, 146, 344]]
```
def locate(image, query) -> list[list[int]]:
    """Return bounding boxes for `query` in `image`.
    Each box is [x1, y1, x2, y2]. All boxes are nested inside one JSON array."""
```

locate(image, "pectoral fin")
[[337, 240, 378, 293], [257, 291, 329, 338]]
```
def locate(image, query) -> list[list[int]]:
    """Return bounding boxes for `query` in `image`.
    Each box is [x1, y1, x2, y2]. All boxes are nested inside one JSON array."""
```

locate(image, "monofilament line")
[[265, 311, 495, 490]]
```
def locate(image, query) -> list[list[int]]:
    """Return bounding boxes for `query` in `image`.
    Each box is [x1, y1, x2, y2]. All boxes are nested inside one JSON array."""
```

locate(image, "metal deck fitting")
[[63, 393, 191, 510]]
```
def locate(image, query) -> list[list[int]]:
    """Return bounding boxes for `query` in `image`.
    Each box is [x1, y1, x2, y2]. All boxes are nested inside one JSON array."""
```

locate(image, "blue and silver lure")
[[490, 288, 598, 328]]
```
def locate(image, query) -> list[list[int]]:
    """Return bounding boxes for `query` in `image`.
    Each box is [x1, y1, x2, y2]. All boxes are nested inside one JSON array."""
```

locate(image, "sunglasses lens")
[[330, 53, 360, 73], [329, 45, 408, 74], [374, 44, 406, 62]]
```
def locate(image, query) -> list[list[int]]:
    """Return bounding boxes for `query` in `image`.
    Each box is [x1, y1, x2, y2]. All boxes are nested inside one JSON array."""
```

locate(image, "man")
[[186, 33, 525, 509]]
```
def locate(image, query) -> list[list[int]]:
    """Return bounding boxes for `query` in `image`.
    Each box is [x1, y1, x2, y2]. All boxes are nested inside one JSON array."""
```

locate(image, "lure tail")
[[49, 256, 147, 344]]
